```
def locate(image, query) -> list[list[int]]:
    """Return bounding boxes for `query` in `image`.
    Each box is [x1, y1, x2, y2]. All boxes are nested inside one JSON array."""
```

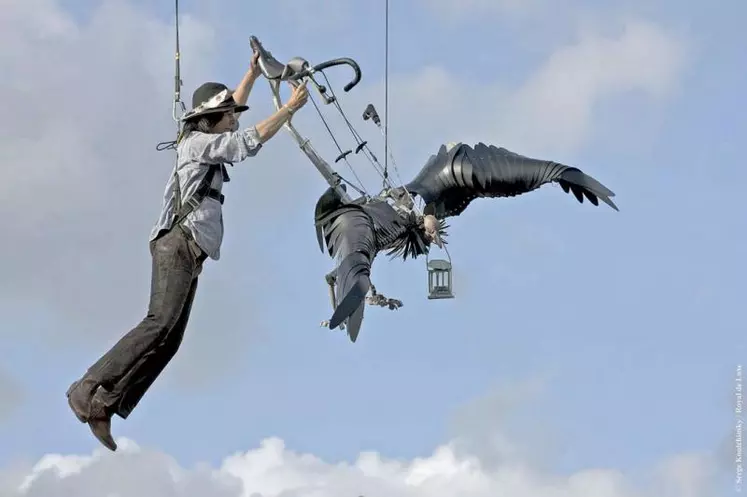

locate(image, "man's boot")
[[66, 378, 97, 422], [66, 379, 118, 452]]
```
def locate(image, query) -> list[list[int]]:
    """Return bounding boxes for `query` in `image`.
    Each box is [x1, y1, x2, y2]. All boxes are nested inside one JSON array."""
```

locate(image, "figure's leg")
[[325, 269, 337, 310], [108, 274, 199, 419], [321, 269, 345, 330], [67, 228, 205, 449], [365, 282, 403, 310], [87, 229, 204, 414]]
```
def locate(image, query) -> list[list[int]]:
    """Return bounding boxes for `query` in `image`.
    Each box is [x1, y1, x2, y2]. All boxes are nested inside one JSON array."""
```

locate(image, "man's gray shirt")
[[150, 126, 263, 261]]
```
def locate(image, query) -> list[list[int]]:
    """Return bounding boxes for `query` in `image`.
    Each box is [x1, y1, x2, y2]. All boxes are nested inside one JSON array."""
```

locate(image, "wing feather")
[[405, 142, 618, 217]]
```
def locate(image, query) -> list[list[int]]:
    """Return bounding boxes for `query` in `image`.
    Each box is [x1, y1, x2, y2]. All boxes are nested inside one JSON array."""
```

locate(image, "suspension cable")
[[318, 72, 390, 182], [383, 0, 389, 187], [304, 1, 418, 212], [157, 0, 184, 152], [172, 0, 185, 125], [307, 94, 368, 196], [378, 0, 420, 213]]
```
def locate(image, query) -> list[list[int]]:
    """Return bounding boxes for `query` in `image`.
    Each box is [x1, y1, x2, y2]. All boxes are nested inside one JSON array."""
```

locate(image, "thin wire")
[[313, 1, 395, 190], [172, 0, 185, 124], [308, 93, 368, 196], [377, 1, 420, 214], [383, 0, 389, 186], [158, 0, 183, 151], [319, 72, 390, 184]]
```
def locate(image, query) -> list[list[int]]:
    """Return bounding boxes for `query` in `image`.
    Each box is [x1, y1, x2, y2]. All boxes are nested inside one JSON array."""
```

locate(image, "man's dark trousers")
[[84, 226, 206, 418]]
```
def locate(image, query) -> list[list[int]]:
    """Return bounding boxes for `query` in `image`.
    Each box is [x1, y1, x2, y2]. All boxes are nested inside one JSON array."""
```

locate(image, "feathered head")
[[384, 212, 449, 260], [422, 214, 448, 248]]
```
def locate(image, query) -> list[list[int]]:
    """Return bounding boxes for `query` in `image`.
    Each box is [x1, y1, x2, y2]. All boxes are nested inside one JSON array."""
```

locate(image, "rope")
[[156, 140, 177, 151]]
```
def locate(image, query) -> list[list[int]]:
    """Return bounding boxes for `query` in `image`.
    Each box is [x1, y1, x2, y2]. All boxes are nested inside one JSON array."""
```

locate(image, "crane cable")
[[382, 0, 389, 187], [172, 0, 185, 125], [156, 0, 184, 152], [154, 0, 186, 228], [376, 1, 419, 214]]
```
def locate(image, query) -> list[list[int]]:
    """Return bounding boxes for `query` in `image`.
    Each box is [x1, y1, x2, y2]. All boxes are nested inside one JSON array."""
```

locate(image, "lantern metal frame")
[[425, 249, 454, 300]]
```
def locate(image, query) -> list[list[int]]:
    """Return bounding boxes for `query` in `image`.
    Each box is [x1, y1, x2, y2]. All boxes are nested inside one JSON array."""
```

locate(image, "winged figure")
[[314, 142, 618, 342]]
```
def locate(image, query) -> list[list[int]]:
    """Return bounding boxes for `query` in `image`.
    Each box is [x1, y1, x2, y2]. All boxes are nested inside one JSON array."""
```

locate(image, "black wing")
[[316, 198, 376, 343], [404, 143, 618, 218]]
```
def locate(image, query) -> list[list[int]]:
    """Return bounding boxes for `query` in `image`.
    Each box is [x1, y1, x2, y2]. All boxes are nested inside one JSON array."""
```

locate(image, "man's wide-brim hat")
[[181, 82, 249, 121]]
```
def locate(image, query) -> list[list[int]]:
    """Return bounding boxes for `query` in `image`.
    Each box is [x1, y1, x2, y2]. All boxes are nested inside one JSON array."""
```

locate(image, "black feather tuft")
[[384, 213, 450, 261]]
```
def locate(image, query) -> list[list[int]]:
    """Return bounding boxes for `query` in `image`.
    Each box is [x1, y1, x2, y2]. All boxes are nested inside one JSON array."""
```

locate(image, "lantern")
[[426, 256, 454, 299]]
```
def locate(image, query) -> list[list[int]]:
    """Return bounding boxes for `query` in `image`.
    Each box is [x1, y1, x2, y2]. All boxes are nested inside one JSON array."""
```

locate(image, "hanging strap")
[[156, 0, 226, 236]]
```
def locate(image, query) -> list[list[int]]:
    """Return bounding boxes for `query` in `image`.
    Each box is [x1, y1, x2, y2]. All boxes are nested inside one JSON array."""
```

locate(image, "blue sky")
[[0, 0, 743, 495]]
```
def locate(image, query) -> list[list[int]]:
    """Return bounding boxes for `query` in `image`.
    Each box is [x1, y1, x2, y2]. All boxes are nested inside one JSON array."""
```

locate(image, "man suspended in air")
[[66, 50, 310, 451]]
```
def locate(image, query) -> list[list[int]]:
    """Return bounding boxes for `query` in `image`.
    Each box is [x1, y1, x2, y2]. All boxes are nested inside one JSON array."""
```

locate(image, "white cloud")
[[0, 378, 722, 497], [505, 20, 687, 153], [359, 19, 687, 162], [2, 435, 719, 497]]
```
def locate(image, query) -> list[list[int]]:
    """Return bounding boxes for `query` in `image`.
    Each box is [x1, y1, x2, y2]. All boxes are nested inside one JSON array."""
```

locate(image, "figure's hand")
[[248, 50, 261, 80], [286, 81, 309, 113]]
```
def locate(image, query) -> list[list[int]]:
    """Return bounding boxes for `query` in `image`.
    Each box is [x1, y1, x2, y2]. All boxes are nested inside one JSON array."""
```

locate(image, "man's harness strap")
[[170, 163, 224, 229]]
